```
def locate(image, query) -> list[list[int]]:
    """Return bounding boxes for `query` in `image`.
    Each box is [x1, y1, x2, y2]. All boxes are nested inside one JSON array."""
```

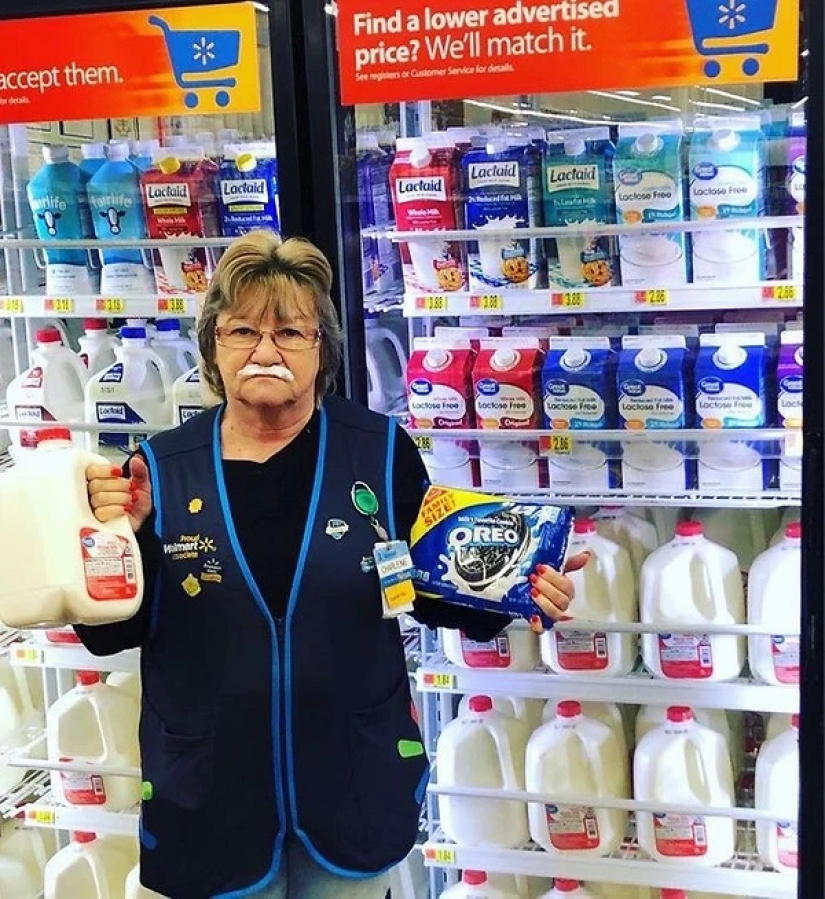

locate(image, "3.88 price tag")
[[470, 293, 503, 311], [414, 295, 449, 313], [551, 291, 586, 309]]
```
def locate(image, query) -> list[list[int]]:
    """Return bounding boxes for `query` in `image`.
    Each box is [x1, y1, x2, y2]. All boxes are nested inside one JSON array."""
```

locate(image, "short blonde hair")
[[197, 229, 343, 404]]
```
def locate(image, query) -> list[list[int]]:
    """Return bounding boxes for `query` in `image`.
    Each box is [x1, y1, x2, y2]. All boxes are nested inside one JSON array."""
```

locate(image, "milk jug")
[[151, 319, 198, 379], [0, 850, 38, 898], [766, 712, 795, 741], [443, 621, 539, 672], [459, 694, 544, 733], [106, 671, 142, 704], [44, 832, 134, 899], [5, 328, 88, 457], [592, 507, 659, 581], [640, 522, 745, 682], [0, 655, 44, 792], [540, 519, 637, 676], [437, 694, 529, 848], [172, 366, 206, 425], [441, 870, 521, 899], [691, 508, 774, 574], [86, 326, 174, 461], [748, 522, 800, 686], [540, 881, 594, 898], [590, 884, 654, 899], [635, 706, 741, 776], [364, 313, 407, 415], [0, 824, 54, 897], [47, 671, 140, 810], [755, 715, 799, 873], [634, 706, 736, 866], [526, 700, 629, 856], [126, 863, 168, 898], [78, 320, 119, 376], [0, 429, 143, 627], [543, 699, 630, 758]]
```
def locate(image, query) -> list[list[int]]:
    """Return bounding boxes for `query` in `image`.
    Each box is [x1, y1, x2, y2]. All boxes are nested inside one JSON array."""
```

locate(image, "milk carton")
[[357, 134, 400, 294], [390, 138, 467, 293], [542, 337, 617, 492], [617, 336, 693, 491], [463, 139, 544, 291], [689, 116, 766, 284], [777, 331, 803, 490], [544, 128, 617, 290], [217, 142, 280, 237], [694, 333, 770, 490], [755, 715, 799, 873], [784, 112, 806, 281], [613, 122, 688, 286]]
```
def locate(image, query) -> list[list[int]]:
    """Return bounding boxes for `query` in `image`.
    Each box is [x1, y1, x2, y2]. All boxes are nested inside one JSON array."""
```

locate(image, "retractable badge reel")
[[351, 481, 415, 619]]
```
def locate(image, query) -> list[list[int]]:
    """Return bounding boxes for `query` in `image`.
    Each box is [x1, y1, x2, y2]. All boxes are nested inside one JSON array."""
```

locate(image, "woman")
[[79, 230, 587, 899]]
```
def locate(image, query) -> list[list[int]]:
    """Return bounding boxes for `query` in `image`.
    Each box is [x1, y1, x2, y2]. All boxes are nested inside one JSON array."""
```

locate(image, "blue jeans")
[[250, 839, 391, 898]]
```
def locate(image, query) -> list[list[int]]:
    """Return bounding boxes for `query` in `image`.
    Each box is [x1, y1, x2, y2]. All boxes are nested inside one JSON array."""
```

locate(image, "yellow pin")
[[182, 574, 201, 597], [188, 498, 203, 514]]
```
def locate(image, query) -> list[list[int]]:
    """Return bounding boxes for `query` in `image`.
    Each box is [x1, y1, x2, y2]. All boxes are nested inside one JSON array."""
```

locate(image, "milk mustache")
[[544, 128, 617, 290], [526, 700, 629, 857], [540, 518, 637, 676], [613, 122, 688, 286], [776, 331, 803, 490], [755, 714, 799, 873], [689, 117, 765, 284], [390, 138, 467, 293], [463, 138, 544, 290], [640, 521, 745, 682]]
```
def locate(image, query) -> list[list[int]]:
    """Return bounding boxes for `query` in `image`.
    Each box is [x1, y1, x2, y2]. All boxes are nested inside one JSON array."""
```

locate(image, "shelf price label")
[[785, 429, 803, 459], [412, 434, 434, 454], [763, 284, 798, 302], [26, 808, 56, 825], [96, 297, 126, 314], [539, 433, 573, 456], [470, 293, 503, 311], [424, 846, 457, 865], [13, 647, 43, 664], [157, 297, 187, 314], [551, 291, 586, 309], [0, 297, 23, 314], [421, 672, 456, 690], [44, 297, 74, 314], [634, 289, 669, 307], [414, 295, 449, 313]]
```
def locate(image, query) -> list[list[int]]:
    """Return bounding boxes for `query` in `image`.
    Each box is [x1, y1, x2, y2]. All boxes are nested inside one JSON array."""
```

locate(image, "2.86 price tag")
[[539, 434, 573, 456], [634, 289, 669, 307], [412, 434, 434, 454], [763, 284, 798, 302]]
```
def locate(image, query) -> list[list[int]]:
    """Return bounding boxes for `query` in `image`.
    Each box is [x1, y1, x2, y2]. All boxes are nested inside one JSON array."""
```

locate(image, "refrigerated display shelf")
[[7, 729, 140, 779], [0, 770, 50, 820], [416, 657, 799, 714], [0, 294, 202, 318], [10, 641, 139, 675], [0, 237, 233, 250], [21, 792, 139, 837], [421, 823, 795, 898]]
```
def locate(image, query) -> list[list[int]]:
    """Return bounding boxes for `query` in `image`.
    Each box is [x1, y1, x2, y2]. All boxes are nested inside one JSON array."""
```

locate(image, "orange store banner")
[[337, 0, 800, 105], [0, 2, 260, 124]]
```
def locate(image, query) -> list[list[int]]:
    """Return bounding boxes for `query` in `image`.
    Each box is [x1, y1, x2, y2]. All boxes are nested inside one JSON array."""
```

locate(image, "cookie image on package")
[[451, 510, 531, 592]]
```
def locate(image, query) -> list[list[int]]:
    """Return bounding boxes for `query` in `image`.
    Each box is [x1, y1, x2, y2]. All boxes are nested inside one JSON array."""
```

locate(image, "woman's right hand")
[[86, 454, 153, 533]]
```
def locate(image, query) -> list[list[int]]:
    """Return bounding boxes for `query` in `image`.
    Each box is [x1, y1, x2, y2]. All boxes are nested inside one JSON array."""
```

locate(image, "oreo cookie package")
[[410, 486, 575, 625]]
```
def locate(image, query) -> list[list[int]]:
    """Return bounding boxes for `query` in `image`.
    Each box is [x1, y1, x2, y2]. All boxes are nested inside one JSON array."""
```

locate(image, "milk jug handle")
[[146, 347, 175, 394], [92, 698, 124, 763], [488, 723, 521, 791], [699, 555, 732, 622]]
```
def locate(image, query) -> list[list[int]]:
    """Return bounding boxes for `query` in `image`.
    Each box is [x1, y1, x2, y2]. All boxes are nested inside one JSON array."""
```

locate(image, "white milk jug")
[[150, 319, 198, 379], [748, 522, 801, 686], [527, 700, 629, 857], [635, 706, 739, 776], [640, 521, 745, 682], [542, 699, 630, 758], [85, 325, 174, 461], [0, 655, 44, 792], [437, 694, 529, 848], [770, 509, 799, 546], [44, 832, 134, 899], [0, 428, 143, 627], [540, 881, 594, 898], [0, 824, 54, 899], [593, 507, 659, 580], [755, 714, 799, 873], [541, 519, 637, 676], [443, 622, 539, 672], [590, 884, 654, 898], [365, 314, 407, 415], [77, 320, 119, 376], [5, 328, 88, 458], [106, 671, 142, 704], [0, 852, 38, 898], [634, 706, 736, 866], [441, 870, 521, 898], [459, 694, 544, 733], [126, 862, 168, 898], [692, 508, 776, 573], [766, 712, 795, 741], [172, 366, 206, 425], [47, 671, 141, 811]]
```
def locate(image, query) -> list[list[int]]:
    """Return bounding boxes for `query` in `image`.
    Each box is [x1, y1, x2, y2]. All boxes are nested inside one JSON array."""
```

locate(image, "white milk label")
[[618, 384, 683, 428], [460, 632, 512, 668], [653, 813, 708, 857], [475, 379, 534, 427], [555, 630, 609, 670], [696, 378, 764, 427], [220, 179, 269, 205], [60, 769, 107, 805], [545, 804, 601, 850], [616, 171, 679, 215], [467, 162, 520, 190], [408, 380, 467, 425], [545, 163, 600, 194], [544, 383, 606, 428], [80, 528, 140, 601], [658, 633, 714, 678], [145, 183, 192, 208], [771, 635, 800, 684], [691, 163, 758, 211], [395, 176, 447, 202]]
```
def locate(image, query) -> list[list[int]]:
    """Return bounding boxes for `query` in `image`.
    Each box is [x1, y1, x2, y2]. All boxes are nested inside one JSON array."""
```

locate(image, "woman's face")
[[214, 286, 321, 415]]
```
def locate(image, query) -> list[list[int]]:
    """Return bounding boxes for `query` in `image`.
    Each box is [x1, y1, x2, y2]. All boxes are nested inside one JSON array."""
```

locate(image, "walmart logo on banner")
[[685, 0, 781, 78]]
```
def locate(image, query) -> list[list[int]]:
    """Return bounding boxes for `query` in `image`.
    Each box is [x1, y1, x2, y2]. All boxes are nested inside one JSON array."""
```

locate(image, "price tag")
[[470, 293, 503, 311], [539, 433, 573, 456], [27, 808, 55, 825], [157, 297, 187, 314], [763, 284, 798, 302], [414, 295, 449, 313], [412, 434, 434, 454], [422, 672, 457, 690], [0, 297, 23, 314], [785, 429, 803, 459], [13, 647, 43, 664], [551, 291, 586, 309], [44, 297, 74, 314], [424, 846, 457, 864], [634, 289, 669, 307], [96, 297, 126, 314]]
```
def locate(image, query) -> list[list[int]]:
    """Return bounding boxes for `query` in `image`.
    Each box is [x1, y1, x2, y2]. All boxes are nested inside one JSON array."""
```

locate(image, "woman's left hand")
[[527, 551, 591, 634]]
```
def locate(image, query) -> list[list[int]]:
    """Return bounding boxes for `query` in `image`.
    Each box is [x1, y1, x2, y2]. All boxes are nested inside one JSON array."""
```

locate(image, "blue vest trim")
[[385, 421, 397, 541], [210, 407, 286, 895], [414, 766, 430, 806]]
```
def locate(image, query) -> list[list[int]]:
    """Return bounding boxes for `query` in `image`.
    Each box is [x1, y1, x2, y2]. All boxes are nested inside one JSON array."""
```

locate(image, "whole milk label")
[[653, 812, 708, 857], [658, 633, 714, 678], [545, 803, 601, 850], [555, 630, 609, 670], [771, 635, 800, 684], [60, 767, 107, 805], [80, 527, 139, 601], [460, 632, 511, 667]]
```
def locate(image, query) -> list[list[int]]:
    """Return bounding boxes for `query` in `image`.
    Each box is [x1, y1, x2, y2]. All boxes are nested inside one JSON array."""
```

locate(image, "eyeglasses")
[[215, 325, 321, 352]]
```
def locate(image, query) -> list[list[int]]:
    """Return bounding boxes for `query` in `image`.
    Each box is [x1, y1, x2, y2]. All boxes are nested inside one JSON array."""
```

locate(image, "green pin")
[[141, 781, 154, 801], [351, 482, 379, 517]]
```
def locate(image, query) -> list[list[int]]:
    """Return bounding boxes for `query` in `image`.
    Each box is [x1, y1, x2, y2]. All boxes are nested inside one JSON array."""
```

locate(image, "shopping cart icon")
[[149, 15, 241, 109], [685, 0, 778, 78]]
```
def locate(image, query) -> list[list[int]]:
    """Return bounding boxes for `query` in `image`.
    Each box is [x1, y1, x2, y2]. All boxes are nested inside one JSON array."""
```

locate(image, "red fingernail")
[[110, 466, 123, 478], [538, 564, 549, 574], [529, 615, 540, 625], [124, 503, 133, 513], [528, 573, 538, 584], [530, 587, 539, 599]]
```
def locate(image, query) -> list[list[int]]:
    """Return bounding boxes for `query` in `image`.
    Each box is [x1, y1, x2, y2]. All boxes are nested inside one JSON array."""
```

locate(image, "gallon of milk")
[[0, 654, 43, 792], [766, 712, 795, 741], [106, 670, 142, 704], [755, 714, 799, 873], [590, 884, 654, 899], [365, 312, 407, 415], [441, 870, 521, 899], [172, 366, 205, 425], [543, 699, 630, 758], [6, 328, 88, 457], [459, 694, 544, 733], [0, 428, 143, 627], [527, 700, 629, 857], [592, 507, 659, 581], [0, 850, 38, 899], [44, 832, 135, 899], [691, 508, 775, 574], [540, 881, 594, 898], [126, 862, 168, 898], [640, 521, 745, 682], [151, 319, 198, 379], [634, 706, 736, 866], [748, 523, 801, 686], [47, 671, 140, 810], [0, 824, 54, 897], [443, 621, 539, 672], [86, 326, 173, 461], [540, 519, 637, 677], [437, 694, 530, 848], [77, 320, 119, 376]]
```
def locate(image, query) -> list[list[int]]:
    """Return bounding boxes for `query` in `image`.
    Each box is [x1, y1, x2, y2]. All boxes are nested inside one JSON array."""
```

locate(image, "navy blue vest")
[[138, 397, 428, 898]]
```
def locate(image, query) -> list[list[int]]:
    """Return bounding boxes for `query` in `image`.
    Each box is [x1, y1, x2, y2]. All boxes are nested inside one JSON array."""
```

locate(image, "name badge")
[[373, 540, 415, 619]]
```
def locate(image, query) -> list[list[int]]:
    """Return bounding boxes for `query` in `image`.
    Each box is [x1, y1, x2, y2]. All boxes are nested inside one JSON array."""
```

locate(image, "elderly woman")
[[78, 230, 586, 899]]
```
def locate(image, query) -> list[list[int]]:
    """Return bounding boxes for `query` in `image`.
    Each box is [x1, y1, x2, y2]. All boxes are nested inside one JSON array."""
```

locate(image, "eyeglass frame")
[[214, 324, 322, 352]]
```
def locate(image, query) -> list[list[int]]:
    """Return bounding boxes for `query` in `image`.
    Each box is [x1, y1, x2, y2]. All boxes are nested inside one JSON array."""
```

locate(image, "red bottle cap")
[[554, 880, 581, 893], [660, 890, 688, 899], [666, 706, 694, 724], [35, 428, 73, 444], [83, 318, 108, 331], [72, 832, 96, 843], [785, 522, 801, 540], [467, 695, 493, 713], [35, 328, 61, 344], [792, 714, 800, 729], [76, 671, 100, 687], [463, 871, 487, 886], [573, 518, 596, 535], [557, 700, 582, 719], [675, 520, 703, 537]]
